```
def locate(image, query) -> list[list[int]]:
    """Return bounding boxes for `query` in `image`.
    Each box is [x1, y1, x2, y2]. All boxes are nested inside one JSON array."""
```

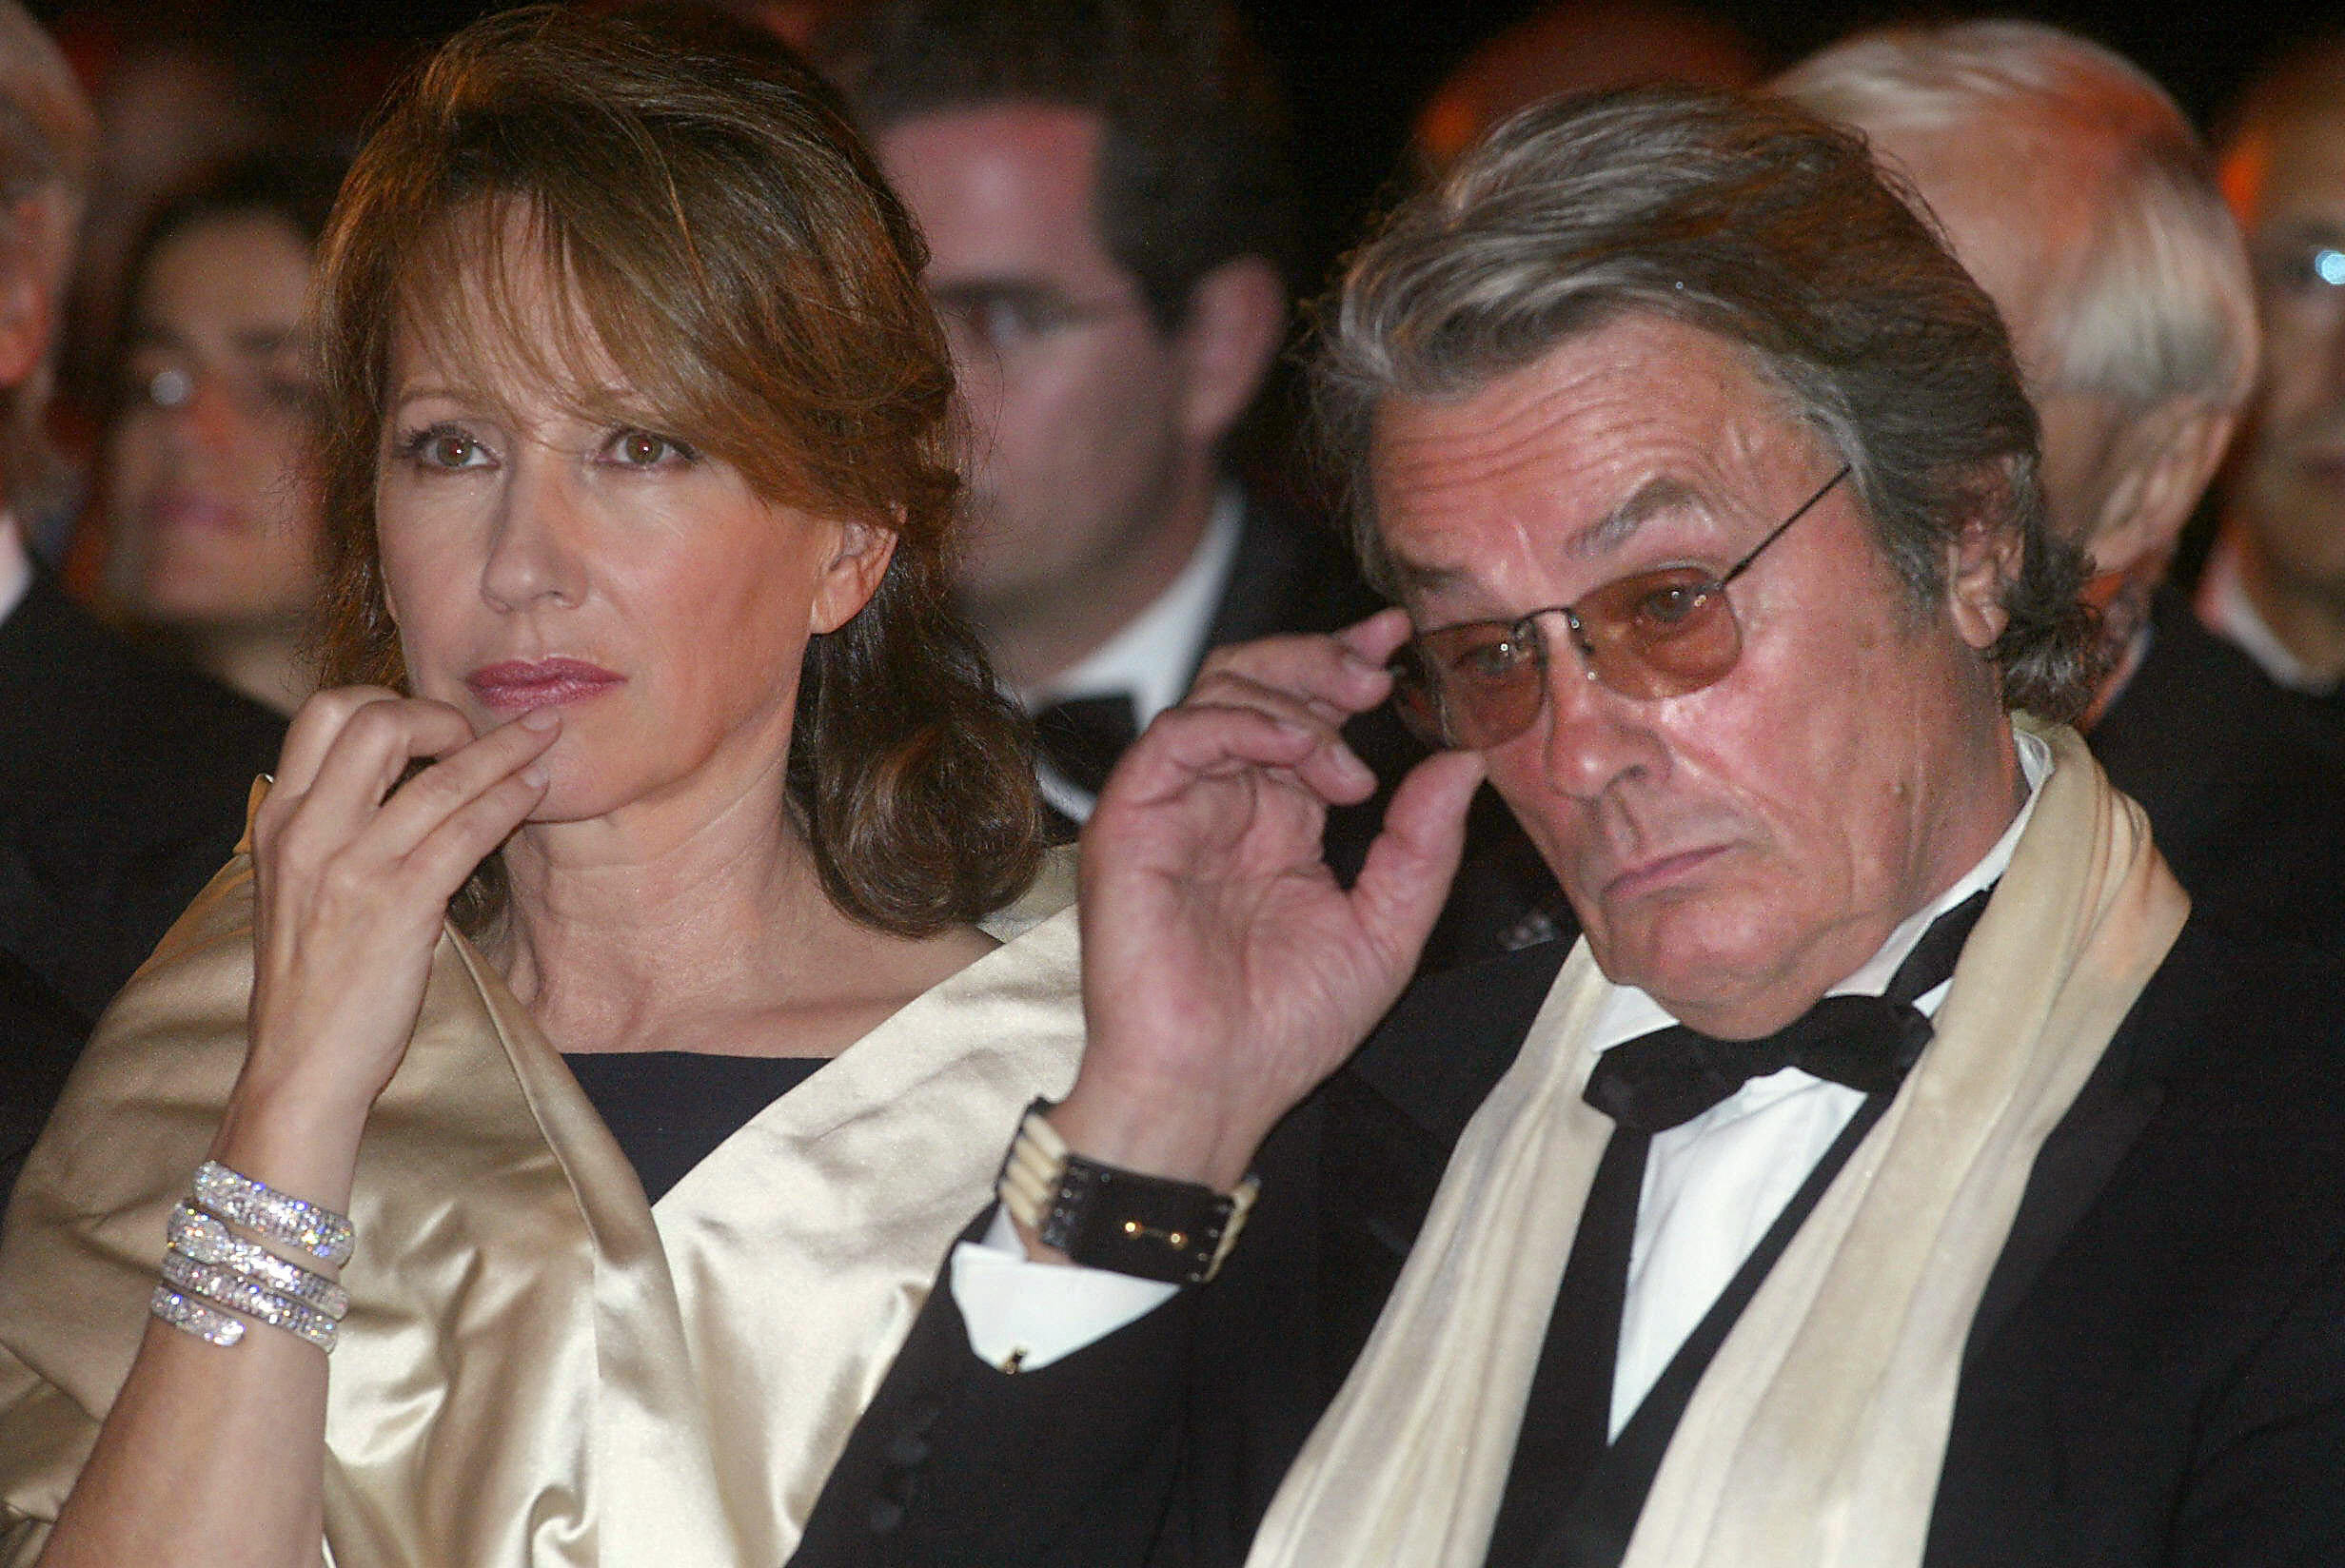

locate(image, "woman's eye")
[[607, 429, 695, 467], [403, 425, 489, 469]]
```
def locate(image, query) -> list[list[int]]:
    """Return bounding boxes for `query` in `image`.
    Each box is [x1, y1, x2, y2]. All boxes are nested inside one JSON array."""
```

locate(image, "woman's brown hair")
[[311, 4, 1041, 935]]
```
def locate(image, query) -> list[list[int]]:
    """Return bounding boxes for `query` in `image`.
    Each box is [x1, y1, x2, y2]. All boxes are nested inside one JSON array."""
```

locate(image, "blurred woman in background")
[[96, 153, 345, 713]]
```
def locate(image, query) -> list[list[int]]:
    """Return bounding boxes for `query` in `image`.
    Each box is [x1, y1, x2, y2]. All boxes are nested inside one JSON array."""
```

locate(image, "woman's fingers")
[[366, 710, 560, 865], [403, 764, 554, 902], [265, 686, 408, 798], [260, 696, 480, 857]]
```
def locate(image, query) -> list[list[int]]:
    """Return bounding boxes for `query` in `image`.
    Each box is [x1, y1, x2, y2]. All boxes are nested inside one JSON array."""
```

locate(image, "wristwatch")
[[996, 1099, 1260, 1284]]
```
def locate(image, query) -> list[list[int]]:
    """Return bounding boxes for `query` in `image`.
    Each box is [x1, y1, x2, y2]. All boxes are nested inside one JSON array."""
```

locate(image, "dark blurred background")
[[27, 0, 2312, 308]]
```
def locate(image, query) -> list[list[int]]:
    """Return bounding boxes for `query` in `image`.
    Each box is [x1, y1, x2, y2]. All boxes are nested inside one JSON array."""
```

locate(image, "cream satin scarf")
[[0, 845, 1082, 1567], [1247, 718, 2188, 1568]]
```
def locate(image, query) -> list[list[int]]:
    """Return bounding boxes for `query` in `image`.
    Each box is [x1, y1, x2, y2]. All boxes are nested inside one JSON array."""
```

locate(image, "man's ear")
[[809, 514, 900, 635], [1945, 471, 2024, 653], [0, 199, 58, 392], [1171, 254, 1287, 448], [2079, 398, 2237, 579]]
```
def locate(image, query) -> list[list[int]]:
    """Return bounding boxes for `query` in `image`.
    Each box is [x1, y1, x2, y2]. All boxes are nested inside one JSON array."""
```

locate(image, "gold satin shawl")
[[1247, 718, 2190, 1568], [0, 849, 1083, 1566]]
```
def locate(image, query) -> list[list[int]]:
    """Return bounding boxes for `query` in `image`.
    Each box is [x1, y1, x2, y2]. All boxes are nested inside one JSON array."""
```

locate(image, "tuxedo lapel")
[[1961, 919, 2215, 1363]]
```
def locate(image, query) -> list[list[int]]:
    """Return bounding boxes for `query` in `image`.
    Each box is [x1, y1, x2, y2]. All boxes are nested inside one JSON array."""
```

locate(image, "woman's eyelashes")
[[390, 421, 700, 473], [395, 421, 495, 470], [600, 427, 700, 469]]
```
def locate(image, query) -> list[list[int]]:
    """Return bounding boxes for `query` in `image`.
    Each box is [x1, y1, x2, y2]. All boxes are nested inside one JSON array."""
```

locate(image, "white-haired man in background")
[[1782, 19, 2345, 951]]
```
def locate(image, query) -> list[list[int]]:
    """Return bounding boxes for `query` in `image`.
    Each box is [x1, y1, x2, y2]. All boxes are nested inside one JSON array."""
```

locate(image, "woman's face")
[[103, 212, 323, 631], [374, 253, 895, 829]]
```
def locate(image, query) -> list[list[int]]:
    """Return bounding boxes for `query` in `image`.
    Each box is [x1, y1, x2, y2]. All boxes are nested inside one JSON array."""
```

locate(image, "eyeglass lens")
[[1390, 465, 1849, 750]]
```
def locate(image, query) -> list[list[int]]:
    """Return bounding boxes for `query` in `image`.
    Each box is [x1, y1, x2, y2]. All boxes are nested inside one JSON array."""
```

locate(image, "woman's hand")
[[1051, 610, 1487, 1195], [219, 687, 559, 1195]]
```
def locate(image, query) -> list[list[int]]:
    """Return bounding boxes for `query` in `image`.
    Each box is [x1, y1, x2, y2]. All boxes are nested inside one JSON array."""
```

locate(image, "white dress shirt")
[[1026, 487, 1245, 823], [956, 727, 2048, 1399], [0, 512, 30, 626]]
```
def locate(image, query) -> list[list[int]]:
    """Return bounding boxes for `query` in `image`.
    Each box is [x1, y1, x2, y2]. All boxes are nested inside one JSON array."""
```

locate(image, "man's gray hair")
[[1778, 21, 2256, 414], [1315, 87, 2096, 719]]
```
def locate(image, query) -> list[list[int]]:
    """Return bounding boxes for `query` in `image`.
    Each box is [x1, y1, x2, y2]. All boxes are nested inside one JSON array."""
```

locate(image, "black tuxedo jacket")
[[0, 574, 284, 1194], [2090, 588, 2345, 951], [798, 914, 2345, 1567]]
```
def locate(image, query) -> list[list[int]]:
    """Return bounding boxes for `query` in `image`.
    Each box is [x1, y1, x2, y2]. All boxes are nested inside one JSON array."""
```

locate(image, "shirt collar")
[[2196, 534, 2327, 694], [1589, 723, 2051, 1052], [1028, 485, 1245, 727], [0, 511, 30, 625]]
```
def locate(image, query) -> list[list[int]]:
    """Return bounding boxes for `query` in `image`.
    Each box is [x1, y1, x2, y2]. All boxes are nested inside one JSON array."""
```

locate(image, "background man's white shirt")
[[1025, 487, 1245, 822]]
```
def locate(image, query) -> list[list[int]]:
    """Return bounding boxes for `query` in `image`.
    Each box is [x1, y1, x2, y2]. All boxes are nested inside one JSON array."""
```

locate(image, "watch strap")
[[997, 1100, 1258, 1284]]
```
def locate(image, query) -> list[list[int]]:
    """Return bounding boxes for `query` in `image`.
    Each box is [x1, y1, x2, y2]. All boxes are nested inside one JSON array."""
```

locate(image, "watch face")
[[1049, 1157, 1236, 1284]]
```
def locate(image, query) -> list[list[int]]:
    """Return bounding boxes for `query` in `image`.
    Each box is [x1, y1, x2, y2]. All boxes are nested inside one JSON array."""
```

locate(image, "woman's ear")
[[808, 514, 900, 635]]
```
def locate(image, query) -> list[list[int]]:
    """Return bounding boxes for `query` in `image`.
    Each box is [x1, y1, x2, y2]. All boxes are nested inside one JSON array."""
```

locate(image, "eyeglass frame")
[[1389, 462, 1854, 750]]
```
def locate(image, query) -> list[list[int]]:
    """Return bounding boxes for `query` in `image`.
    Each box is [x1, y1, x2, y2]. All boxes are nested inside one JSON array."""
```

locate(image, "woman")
[[96, 153, 345, 715], [0, 10, 1078, 1564]]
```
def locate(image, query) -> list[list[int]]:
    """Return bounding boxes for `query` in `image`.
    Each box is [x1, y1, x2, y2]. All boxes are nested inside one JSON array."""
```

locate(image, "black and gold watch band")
[[997, 1099, 1260, 1285]]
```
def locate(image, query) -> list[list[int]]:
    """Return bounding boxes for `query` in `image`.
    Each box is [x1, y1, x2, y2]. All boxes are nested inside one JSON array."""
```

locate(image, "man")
[[2203, 32, 2345, 706], [799, 89, 2345, 1566], [818, 0, 1379, 828], [822, 0, 1559, 957], [0, 1, 283, 1193], [1779, 23, 2345, 949]]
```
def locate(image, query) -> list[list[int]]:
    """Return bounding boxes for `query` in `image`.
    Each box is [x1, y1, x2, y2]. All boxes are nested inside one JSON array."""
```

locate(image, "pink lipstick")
[[464, 657, 623, 713]]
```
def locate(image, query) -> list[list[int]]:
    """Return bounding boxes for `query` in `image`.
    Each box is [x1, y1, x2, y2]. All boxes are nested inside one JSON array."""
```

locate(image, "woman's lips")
[[463, 658, 624, 713], [148, 495, 247, 537]]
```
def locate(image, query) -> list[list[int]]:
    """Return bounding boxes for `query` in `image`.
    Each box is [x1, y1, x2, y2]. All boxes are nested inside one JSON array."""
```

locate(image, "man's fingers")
[[1348, 749, 1488, 961], [1110, 701, 1373, 809], [1191, 627, 1395, 720], [1331, 606, 1416, 668]]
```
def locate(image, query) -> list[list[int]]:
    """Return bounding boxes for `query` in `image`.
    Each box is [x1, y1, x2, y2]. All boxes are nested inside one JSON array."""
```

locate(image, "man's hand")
[[1052, 609, 1486, 1194]]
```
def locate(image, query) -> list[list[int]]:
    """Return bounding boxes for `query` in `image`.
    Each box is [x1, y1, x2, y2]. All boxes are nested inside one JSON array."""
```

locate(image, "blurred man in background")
[[2203, 32, 2345, 708], [1783, 20, 2345, 948]]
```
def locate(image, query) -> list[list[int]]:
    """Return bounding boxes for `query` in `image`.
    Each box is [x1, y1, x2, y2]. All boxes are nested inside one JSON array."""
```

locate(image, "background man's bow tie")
[[1033, 692, 1141, 800]]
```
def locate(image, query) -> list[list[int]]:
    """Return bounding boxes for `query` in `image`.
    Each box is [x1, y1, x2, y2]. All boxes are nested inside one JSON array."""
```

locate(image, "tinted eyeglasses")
[[1389, 464, 1851, 751]]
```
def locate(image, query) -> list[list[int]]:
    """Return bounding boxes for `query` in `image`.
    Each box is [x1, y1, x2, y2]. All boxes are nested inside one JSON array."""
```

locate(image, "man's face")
[[2232, 105, 2345, 606], [875, 105, 1191, 637], [1374, 315, 2020, 1037]]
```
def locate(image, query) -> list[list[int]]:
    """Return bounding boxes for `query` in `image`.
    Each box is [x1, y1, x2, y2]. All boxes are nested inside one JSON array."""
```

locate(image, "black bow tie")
[[1033, 692, 1141, 800], [1583, 890, 1991, 1134]]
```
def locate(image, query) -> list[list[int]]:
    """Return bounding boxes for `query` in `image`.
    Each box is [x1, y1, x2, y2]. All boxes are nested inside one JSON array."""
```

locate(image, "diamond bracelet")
[[150, 1284, 246, 1348], [190, 1160, 354, 1267], [168, 1204, 349, 1319], [159, 1252, 339, 1353]]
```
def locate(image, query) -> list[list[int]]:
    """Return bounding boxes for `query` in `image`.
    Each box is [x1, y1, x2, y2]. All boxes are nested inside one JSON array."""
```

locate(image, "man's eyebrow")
[[1388, 555, 1470, 598], [1564, 475, 1702, 559], [1386, 476, 1707, 597]]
